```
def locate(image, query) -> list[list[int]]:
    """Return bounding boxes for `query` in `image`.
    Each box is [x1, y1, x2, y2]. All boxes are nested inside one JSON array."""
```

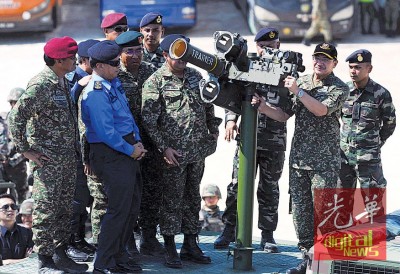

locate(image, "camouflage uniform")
[[77, 92, 106, 245], [385, 0, 400, 34], [285, 73, 349, 250], [199, 205, 224, 233], [142, 46, 165, 69], [304, 0, 333, 42], [223, 86, 292, 232], [339, 79, 396, 189], [8, 66, 79, 256], [118, 61, 161, 231], [0, 113, 28, 204], [141, 63, 222, 235]]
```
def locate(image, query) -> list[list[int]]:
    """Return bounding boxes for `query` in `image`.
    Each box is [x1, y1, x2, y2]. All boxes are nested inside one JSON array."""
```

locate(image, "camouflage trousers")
[[338, 161, 386, 217], [160, 161, 204, 236], [138, 151, 163, 231], [32, 153, 77, 256], [304, 18, 333, 42], [223, 146, 284, 232], [385, 0, 400, 31], [2, 161, 28, 204], [86, 173, 107, 244], [289, 167, 338, 251]]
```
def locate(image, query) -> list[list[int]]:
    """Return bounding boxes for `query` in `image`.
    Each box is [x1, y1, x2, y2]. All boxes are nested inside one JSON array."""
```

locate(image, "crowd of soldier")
[[0, 8, 396, 274]]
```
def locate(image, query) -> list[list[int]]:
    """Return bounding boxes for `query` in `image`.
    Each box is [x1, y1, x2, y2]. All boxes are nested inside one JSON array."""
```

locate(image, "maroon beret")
[[44, 36, 78, 59], [101, 13, 127, 28]]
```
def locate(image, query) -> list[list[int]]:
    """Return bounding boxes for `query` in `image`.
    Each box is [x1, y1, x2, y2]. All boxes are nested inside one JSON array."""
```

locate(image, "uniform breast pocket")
[[360, 102, 378, 120], [342, 101, 353, 117], [164, 89, 182, 110]]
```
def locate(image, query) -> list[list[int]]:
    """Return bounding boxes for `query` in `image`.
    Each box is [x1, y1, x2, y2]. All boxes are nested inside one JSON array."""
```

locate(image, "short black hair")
[[0, 193, 16, 204], [44, 54, 55, 66]]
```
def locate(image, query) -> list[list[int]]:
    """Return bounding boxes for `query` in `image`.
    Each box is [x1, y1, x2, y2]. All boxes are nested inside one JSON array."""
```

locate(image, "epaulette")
[[65, 71, 76, 82], [94, 81, 103, 90]]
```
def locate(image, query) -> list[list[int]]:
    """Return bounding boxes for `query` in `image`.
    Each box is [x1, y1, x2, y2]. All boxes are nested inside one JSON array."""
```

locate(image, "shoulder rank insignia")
[[94, 81, 102, 90]]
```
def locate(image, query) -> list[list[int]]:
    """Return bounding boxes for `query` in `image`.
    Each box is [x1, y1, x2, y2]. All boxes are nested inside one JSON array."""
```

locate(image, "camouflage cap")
[[201, 184, 221, 199], [7, 87, 25, 102], [19, 198, 34, 215]]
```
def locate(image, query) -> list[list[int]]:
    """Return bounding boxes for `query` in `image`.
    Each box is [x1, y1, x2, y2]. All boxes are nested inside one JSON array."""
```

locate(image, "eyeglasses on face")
[[312, 55, 332, 63], [1, 203, 18, 211], [122, 48, 143, 55], [112, 25, 129, 33], [103, 59, 120, 67]]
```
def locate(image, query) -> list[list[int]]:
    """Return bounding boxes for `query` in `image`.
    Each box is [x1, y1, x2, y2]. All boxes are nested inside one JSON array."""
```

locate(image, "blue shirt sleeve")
[[84, 90, 134, 156]]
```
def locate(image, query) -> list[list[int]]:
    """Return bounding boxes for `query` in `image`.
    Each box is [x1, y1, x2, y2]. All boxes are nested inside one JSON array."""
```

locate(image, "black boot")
[[180, 234, 211, 264], [70, 233, 96, 256], [163, 235, 182, 269], [139, 228, 165, 256], [65, 245, 90, 262], [38, 254, 65, 274], [214, 224, 235, 249], [126, 233, 140, 258], [260, 230, 278, 253], [286, 255, 310, 274], [52, 245, 89, 273]]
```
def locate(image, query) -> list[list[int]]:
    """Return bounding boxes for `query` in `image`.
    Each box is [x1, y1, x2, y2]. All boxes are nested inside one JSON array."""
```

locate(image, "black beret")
[[254, 27, 279, 42], [345, 49, 372, 63], [313, 42, 337, 60], [140, 12, 163, 28], [77, 39, 100, 58], [115, 31, 144, 47], [160, 34, 190, 52], [88, 40, 122, 62]]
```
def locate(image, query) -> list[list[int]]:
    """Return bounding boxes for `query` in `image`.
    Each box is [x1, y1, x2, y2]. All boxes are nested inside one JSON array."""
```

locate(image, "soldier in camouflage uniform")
[[142, 34, 222, 269], [199, 184, 224, 233], [115, 31, 162, 257], [302, 0, 334, 46], [140, 12, 166, 68], [101, 12, 129, 41], [8, 37, 88, 273], [0, 88, 28, 204], [214, 27, 290, 253], [65, 39, 99, 260], [384, 0, 400, 37], [253, 43, 349, 274], [339, 49, 396, 212]]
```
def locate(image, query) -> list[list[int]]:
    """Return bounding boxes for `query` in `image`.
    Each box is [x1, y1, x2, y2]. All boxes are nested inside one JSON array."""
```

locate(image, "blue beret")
[[140, 12, 163, 28], [254, 27, 279, 42], [77, 39, 100, 58], [101, 13, 127, 28], [115, 31, 144, 47], [346, 49, 372, 63], [160, 34, 190, 52], [88, 40, 122, 61]]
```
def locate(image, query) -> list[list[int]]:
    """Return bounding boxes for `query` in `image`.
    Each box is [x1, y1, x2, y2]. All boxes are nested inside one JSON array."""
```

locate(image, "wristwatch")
[[297, 89, 305, 98]]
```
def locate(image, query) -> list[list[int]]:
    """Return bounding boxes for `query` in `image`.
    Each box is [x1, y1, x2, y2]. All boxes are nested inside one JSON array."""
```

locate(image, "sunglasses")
[[1, 203, 18, 211], [122, 48, 143, 55], [103, 59, 120, 67], [112, 25, 129, 33]]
